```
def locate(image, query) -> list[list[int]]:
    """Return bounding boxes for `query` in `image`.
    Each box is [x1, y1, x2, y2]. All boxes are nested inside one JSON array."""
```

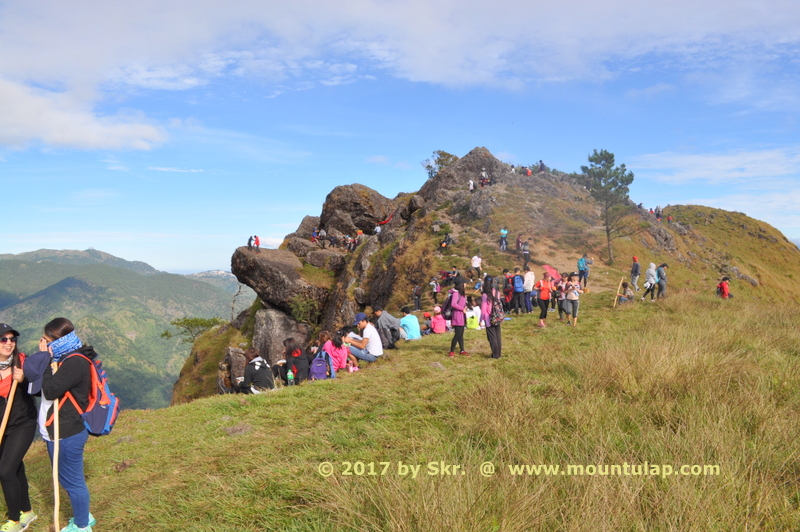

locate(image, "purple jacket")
[[449, 289, 467, 326], [480, 289, 500, 324]]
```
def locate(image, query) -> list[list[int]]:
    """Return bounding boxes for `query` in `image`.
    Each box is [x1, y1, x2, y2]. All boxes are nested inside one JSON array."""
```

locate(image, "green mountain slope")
[[18, 294, 800, 530], [0, 248, 159, 275], [0, 259, 235, 409]]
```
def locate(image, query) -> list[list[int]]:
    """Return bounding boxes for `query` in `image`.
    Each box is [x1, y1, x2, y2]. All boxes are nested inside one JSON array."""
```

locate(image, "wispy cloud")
[[630, 147, 800, 185], [1, 0, 799, 150], [148, 166, 204, 173], [366, 155, 388, 164]]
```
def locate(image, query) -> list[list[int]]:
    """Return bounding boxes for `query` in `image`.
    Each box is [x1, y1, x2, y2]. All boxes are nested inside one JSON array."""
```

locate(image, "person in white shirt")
[[523, 266, 536, 313], [470, 254, 482, 279], [347, 313, 383, 362]]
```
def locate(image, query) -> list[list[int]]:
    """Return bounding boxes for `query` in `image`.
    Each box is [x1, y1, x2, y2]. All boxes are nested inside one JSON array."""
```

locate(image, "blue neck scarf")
[[48, 332, 83, 362]]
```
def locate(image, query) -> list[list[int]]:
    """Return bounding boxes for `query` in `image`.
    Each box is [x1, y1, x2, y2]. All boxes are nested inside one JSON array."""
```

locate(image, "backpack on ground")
[[513, 274, 524, 292], [54, 353, 120, 436], [309, 350, 335, 380]]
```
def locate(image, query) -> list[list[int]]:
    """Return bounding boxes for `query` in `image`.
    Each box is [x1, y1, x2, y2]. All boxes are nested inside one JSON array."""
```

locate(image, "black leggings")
[[450, 326, 465, 353], [538, 297, 550, 320], [0, 422, 36, 521], [643, 286, 656, 300]]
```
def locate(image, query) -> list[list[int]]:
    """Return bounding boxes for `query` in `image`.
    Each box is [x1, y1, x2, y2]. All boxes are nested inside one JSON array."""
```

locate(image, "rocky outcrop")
[[319, 184, 395, 236], [252, 308, 311, 366], [230, 248, 329, 317]]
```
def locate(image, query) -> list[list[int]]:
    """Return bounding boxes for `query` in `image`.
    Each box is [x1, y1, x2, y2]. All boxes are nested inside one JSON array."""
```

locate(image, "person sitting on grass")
[[347, 313, 383, 363], [323, 331, 359, 373], [617, 282, 634, 304], [283, 338, 309, 384], [235, 347, 274, 394], [431, 307, 446, 334], [400, 307, 421, 340]]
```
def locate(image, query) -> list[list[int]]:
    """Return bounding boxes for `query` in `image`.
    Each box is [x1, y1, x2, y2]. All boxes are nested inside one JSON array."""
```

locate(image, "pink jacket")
[[448, 290, 467, 327], [322, 340, 349, 371], [431, 315, 446, 333]]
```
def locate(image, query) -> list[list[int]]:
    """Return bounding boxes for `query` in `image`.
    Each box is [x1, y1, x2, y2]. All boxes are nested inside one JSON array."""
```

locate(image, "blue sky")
[[2, 0, 800, 272]]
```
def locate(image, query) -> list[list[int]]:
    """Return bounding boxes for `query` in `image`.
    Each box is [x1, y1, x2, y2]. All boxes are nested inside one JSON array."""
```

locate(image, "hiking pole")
[[613, 277, 624, 309], [52, 361, 61, 532], [0, 379, 18, 447]]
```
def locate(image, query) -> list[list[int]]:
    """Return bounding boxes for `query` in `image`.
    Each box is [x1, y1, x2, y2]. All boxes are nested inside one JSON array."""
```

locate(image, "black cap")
[[0, 324, 20, 338]]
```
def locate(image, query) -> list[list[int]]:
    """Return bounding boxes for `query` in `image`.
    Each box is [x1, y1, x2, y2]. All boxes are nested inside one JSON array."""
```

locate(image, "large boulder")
[[231, 247, 329, 316], [319, 184, 394, 236], [252, 308, 310, 366], [284, 215, 320, 242], [417, 147, 509, 204]]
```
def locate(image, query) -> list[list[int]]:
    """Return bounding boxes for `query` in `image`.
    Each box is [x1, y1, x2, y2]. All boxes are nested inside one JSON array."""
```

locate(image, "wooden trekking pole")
[[613, 277, 624, 308], [0, 379, 18, 447], [52, 361, 61, 532]]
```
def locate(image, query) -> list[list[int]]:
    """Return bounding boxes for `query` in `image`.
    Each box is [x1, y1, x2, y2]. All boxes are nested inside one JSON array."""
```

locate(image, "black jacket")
[[42, 345, 96, 439]]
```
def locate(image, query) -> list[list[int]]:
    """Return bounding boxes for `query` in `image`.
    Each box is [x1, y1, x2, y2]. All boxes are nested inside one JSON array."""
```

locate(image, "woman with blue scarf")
[[33, 318, 97, 532]]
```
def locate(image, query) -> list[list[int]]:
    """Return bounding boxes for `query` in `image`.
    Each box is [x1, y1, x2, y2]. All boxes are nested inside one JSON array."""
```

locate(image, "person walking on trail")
[[630, 256, 641, 292], [641, 263, 658, 302], [538, 160, 545, 173], [480, 277, 503, 359], [656, 263, 669, 299], [564, 273, 584, 326], [447, 283, 469, 358], [534, 272, 553, 327], [521, 239, 531, 268], [499, 228, 509, 251], [0, 323, 38, 532], [577, 254, 593, 289]]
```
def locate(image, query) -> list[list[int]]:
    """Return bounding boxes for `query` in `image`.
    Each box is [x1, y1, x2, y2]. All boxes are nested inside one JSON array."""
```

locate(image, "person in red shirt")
[[534, 272, 553, 327], [717, 277, 731, 299]]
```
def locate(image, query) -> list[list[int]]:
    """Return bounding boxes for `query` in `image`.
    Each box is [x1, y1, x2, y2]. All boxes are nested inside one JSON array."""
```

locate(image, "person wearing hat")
[[717, 277, 731, 299], [630, 256, 641, 292], [347, 313, 383, 363], [0, 324, 38, 532]]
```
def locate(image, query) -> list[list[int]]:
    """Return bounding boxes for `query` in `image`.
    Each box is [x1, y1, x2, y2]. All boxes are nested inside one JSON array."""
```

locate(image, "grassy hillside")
[[0, 260, 235, 409], [15, 292, 799, 531]]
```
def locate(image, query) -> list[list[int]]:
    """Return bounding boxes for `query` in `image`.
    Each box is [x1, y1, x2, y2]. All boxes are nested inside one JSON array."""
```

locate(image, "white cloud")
[[690, 189, 800, 239], [0, 79, 167, 150], [630, 147, 800, 185], [2, 0, 800, 149]]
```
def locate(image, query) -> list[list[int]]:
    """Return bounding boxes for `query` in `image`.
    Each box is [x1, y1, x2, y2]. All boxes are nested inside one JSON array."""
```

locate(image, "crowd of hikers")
[[0, 318, 110, 532]]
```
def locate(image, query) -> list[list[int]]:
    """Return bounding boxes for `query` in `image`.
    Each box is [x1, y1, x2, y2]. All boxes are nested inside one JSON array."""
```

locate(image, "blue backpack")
[[578, 257, 587, 271], [47, 353, 120, 436], [513, 275, 524, 292]]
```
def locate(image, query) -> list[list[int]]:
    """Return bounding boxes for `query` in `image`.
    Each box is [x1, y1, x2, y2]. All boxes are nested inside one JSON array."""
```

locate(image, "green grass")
[[16, 292, 800, 531]]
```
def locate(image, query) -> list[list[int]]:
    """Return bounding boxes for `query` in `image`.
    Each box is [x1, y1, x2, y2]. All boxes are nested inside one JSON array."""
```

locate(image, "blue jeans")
[[348, 346, 379, 363], [46, 430, 90, 528]]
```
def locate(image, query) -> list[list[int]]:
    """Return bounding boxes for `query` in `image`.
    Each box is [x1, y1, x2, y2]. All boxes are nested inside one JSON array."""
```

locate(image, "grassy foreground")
[[15, 292, 800, 531]]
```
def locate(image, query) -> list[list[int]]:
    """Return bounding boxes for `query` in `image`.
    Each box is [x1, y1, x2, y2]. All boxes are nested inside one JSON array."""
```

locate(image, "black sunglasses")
[[0, 337, 18, 343]]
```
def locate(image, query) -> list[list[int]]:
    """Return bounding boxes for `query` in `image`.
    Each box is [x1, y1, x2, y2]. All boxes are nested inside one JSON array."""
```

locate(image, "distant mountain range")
[[0, 249, 256, 409]]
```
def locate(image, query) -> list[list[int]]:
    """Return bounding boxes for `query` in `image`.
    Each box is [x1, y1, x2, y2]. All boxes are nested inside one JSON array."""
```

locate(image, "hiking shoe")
[[352, 366, 360, 372], [0, 521, 23, 532], [19, 511, 36, 531], [459, 351, 470, 357], [60, 524, 92, 532], [448, 352, 455, 358], [63, 513, 96, 531]]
